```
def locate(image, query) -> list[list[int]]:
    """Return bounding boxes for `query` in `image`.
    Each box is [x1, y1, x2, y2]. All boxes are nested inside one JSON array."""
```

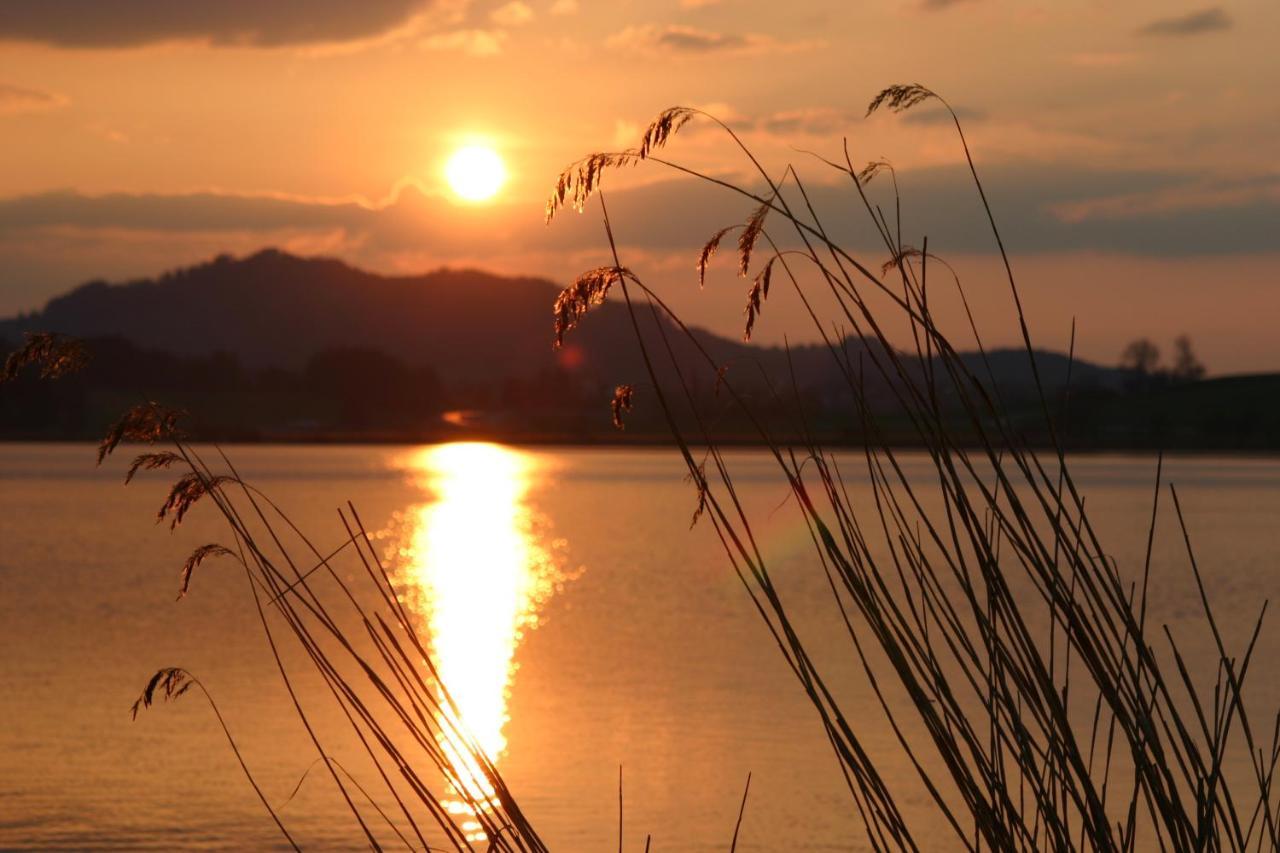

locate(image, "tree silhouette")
[[1120, 338, 1160, 377], [1171, 334, 1206, 382]]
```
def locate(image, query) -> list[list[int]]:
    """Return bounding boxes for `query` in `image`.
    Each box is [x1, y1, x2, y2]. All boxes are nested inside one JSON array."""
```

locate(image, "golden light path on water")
[[393, 443, 565, 839]]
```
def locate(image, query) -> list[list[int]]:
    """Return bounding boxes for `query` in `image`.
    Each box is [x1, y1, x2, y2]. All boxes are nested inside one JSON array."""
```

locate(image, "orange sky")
[[0, 0, 1277, 372]]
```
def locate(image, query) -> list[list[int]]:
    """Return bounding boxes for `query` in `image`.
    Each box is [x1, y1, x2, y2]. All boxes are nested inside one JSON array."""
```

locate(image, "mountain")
[[1, 249, 836, 393], [4, 249, 571, 379], [1, 249, 1135, 443], [1, 248, 1114, 386]]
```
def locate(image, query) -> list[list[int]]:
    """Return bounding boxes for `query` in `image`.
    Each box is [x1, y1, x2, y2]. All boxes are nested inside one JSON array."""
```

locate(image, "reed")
[[101, 402, 548, 852], [547, 83, 1280, 851]]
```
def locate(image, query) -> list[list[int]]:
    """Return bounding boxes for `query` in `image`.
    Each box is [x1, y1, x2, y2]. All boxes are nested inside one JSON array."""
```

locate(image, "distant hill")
[[1, 248, 1152, 444], [3, 250, 577, 379], [0, 248, 1114, 390]]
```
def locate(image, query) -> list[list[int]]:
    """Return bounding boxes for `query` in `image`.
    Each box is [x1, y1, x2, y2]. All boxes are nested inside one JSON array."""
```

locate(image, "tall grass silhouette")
[[546, 83, 1280, 850], [101, 403, 547, 851]]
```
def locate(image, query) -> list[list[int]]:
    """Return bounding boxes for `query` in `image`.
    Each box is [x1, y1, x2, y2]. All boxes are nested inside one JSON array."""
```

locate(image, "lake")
[[2, 443, 1279, 850]]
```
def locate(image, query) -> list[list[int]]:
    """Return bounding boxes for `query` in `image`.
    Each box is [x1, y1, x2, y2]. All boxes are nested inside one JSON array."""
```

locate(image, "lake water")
[[2, 443, 1279, 851]]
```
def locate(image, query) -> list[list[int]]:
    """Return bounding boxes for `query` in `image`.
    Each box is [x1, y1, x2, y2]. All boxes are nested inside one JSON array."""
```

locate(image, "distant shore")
[[6, 432, 1280, 455]]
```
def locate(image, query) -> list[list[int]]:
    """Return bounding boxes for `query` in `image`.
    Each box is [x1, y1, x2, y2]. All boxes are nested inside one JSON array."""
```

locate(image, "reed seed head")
[[546, 106, 697, 222], [686, 461, 708, 528], [553, 265, 637, 347], [856, 160, 892, 187], [124, 451, 184, 485], [742, 256, 776, 341], [546, 151, 642, 222], [130, 667, 194, 720], [1, 332, 88, 384], [743, 279, 763, 342], [98, 403, 185, 465], [610, 384, 634, 430], [737, 201, 771, 278], [697, 226, 738, 289], [866, 83, 938, 117], [639, 107, 696, 160], [178, 544, 234, 600], [157, 472, 231, 530], [881, 246, 924, 276]]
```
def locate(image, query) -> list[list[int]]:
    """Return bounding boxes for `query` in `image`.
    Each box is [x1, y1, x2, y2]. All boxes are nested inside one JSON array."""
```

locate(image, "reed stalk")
[[105, 408, 547, 852], [547, 83, 1280, 852]]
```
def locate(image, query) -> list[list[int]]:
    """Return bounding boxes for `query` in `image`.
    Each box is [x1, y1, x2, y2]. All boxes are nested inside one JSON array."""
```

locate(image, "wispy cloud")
[[490, 1, 534, 27], [1049, 178, 1280, 223], [919, 0, 980, 10], [0, 188, 377, 233], [755, 107, 855, 136], [420, 28, 507, 56], [1137, 7, 1232, 37], [548, 0, 578, 15], [0, 0, 436, 48], [606, 24, 818, 56], [0, 83, 68, 115], [8, 160, 1278, 258], [899, 105, 984, 126], [720, 103, 982, 136]]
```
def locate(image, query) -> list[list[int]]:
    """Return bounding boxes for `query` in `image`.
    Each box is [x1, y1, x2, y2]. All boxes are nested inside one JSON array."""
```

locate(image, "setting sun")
[[444, 145, 507, 202]]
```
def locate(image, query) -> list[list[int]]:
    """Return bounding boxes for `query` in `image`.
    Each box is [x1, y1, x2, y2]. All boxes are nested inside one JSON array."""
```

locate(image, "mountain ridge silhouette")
[[0, 247, 1112, 397]]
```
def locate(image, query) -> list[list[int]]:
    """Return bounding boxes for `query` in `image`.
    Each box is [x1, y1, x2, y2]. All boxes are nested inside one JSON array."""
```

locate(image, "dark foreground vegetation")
[[538, 84, 1280, 850]]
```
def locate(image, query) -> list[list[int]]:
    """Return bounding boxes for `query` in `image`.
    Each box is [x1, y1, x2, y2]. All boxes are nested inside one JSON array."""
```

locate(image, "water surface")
[[2, 444, 1278, 850]]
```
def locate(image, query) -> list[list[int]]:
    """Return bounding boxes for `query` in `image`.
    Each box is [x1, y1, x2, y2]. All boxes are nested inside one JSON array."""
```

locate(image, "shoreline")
[[5, 434, 1280, 457]]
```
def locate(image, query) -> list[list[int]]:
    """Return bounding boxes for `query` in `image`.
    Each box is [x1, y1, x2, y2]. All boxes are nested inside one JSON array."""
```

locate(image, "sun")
[[444, 145, 507, 203]]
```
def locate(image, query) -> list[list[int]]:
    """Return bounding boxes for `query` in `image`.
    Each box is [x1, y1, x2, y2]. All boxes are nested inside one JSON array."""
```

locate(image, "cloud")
[[679, 0, 724, 7], [2, 165, 1279, 329], [0, 183, 552, 259], [756, 108, 855, 136], [606, 24, 817, 56], [919, 0, 980, 9], [1137, 7, 1231, 37], [0, 189, 376, 233], [898, 105, 984, 126], [548, 0, 578, 15], [490, 1, 534, 27], [1048, 178, 1280, 223], [3, 161, 1278, 262], [0, 1, 436, 48], [0, 83, 67, 115], [420, 28, 507, 56], [549, 165, 1280, 258], [672, 104, 976, 138]]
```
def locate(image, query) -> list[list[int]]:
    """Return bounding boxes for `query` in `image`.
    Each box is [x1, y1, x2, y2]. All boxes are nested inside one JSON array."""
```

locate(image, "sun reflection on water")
[[391, 442, 566, 835]]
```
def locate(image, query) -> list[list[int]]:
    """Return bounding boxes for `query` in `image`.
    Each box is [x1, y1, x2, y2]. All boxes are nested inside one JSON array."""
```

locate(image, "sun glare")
[[394, 443, 568, 837], [444, 145, 507, 202]]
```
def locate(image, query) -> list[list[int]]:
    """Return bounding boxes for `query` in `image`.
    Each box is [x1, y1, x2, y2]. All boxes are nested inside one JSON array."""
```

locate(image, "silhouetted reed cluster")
[[548, 83, 1280, 851], [101, 404, 546, 851]]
